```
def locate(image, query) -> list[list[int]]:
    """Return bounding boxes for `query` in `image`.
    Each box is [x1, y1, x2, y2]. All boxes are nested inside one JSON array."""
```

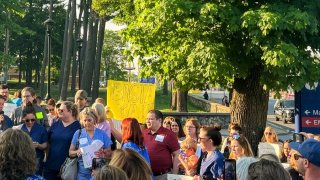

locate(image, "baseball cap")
[[75, 90, 88, 99], [289, 139, 320, 166]]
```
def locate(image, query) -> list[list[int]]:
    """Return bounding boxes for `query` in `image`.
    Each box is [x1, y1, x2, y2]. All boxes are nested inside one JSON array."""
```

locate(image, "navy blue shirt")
[[45, 120, 81, 170], [0, 115, 13, 131], [21, 123, 48, 159]]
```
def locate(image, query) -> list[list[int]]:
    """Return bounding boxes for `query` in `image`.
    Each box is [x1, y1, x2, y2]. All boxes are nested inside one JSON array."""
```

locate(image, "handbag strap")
[[76, 129, 82, 149]]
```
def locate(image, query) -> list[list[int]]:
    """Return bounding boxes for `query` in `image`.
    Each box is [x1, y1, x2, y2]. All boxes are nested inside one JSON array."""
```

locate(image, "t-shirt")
[[21, 122, 48, 159], [199, 149, 224, 179], [122, 142, 151, 164], [143, 126, 180, 174], [45, 120, 81, 170], [71, 128, 112, 179]]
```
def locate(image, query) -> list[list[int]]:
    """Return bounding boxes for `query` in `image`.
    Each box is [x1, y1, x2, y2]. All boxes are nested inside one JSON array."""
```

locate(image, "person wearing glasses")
[[11, 87, 49, 128], [69, 107, 112, 180], [260, 126, 283, 160], [195, 126, 224, 180], [46, 98, 58, 127], [20, 102, 48, 175], [289, 139, 320, 180], [285, 150, 304, 180], [44, 101, 81, 180]]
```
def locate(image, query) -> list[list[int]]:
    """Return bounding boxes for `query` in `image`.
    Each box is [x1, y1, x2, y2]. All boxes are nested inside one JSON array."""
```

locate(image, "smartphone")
[[92, 158, 108, 170], [224, 159, 236, 180], [293, 133, 304, 143]]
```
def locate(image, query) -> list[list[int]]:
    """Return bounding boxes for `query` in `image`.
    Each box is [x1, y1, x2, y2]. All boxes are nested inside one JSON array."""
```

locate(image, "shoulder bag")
[[60, 129, 82, 180]]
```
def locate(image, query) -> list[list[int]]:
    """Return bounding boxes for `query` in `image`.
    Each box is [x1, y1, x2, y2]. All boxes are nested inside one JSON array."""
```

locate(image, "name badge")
[[79, 138, 88, 145], [155, 135, 164, 142]]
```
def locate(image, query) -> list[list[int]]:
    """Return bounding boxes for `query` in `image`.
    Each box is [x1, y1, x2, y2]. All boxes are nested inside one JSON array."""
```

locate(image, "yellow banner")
[[107, 80, 156, 123]]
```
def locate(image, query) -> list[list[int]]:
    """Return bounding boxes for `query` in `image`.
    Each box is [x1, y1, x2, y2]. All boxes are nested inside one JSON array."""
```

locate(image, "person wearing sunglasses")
[[285, 150, 304, 180], [20, 102, 48, 176], [289, 139, 320, 180], [46, 98, 58, 127], [44, 101, 81, 180], [261, 126, 283, 160]]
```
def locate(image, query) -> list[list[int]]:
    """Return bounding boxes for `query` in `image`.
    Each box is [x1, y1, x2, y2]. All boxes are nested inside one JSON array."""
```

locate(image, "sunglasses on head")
[[232, 133, 240, 140], [25, 119, 36, 123]]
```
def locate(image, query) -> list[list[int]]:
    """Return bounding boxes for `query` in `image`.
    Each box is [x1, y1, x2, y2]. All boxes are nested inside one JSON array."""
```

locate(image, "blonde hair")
[[181, 137, 197, 152], [229, 135, 254, 159], [0, 129, 37, 179], [80, 107, 99, 126], [109, 149, 152, 180], [261, 126, 279, 143], [94, 165, 129, 180], [92, 103, 107, 124]]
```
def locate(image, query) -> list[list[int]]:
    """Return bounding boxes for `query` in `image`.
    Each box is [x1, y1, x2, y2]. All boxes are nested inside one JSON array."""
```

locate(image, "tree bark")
[[81, 10, 98, 96], [177, 90, 188, 112], [163, 79, 168, 95], [60, 0, 76, 100], [170, 81, 177, 110], [80, 0, 90, 83], [58, 0, 71, 95], [92, 17, 106, 101], [230, 65, 269, 155]]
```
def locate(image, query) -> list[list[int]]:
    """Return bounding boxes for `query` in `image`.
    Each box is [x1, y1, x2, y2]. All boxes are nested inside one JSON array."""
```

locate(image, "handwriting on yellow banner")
[[107, 80, 156, 123]]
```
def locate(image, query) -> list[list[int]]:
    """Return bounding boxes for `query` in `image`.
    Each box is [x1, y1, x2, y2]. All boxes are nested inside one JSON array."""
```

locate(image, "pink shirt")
[[96, 121, 111, 138]]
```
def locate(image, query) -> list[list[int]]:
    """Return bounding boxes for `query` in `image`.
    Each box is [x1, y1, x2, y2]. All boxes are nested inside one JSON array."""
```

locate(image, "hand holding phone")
[[92, 158, 108, 170], [224, 159, 236, 180], [293, 133, 304, 142]]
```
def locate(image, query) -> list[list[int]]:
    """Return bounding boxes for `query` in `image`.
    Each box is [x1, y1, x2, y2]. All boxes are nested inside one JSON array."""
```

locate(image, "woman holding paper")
[[69, 107, 112, 180]]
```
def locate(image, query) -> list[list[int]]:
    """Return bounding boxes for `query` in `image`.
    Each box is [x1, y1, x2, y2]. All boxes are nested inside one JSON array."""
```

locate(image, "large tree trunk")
[[58, 0, 71, 95], [92, 17, 106, 101], [81, 10, 97, 96], [230, 65, 269, 155], [60, 0, 76, 100], [177, 90, 188, 112], [80, 0, 90, 85]]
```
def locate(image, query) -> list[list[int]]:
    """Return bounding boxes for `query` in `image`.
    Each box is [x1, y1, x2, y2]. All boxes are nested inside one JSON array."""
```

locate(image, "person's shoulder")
[[159, 126, 176, 136]]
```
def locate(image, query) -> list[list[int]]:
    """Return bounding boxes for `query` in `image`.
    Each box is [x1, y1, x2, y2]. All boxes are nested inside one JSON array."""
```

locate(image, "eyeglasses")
[[25, 119, 36, 123], [185, 126, 196, 129], [294, 154, 303, 161], [48, 109, 55, 112], [265, 132, 273, 136]]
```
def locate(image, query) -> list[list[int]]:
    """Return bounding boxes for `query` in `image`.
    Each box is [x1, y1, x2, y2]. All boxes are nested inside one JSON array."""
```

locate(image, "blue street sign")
[[140, 77, 155, 84], [295, 83, 320, 134]]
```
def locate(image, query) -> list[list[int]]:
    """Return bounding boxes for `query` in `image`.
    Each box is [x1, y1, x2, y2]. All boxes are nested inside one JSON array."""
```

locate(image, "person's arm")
[[107, 118, 122, 143], [172, 150, 180, 174], [69, 144, 81, 158], [178, 154, 188, 170]]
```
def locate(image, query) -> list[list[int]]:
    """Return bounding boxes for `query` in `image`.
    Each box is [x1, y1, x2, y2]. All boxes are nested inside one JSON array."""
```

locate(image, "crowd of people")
[[0, 84, 319, 180]]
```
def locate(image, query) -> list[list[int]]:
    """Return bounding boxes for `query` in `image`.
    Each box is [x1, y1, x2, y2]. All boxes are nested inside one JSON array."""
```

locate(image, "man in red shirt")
[[143, 110, 180, 179]]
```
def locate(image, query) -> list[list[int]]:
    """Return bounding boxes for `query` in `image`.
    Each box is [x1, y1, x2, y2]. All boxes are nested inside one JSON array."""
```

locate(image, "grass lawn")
[[7, 80, 204, 112]]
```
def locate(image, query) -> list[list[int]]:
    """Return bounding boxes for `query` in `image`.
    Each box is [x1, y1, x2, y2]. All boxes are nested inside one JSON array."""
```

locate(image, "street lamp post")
[[44, 2, 54, 102], [77, 38, 83, 89]]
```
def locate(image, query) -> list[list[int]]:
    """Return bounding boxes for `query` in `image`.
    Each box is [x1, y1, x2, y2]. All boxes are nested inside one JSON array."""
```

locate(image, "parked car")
[[274, 99, 295, 124]]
